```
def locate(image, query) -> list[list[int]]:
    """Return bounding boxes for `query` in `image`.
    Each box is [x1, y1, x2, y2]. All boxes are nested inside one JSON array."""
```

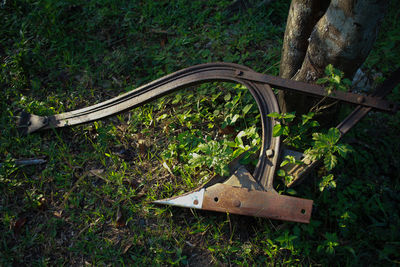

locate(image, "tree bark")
[[279, 0, 388, 114], [279, 0, 329, 79]]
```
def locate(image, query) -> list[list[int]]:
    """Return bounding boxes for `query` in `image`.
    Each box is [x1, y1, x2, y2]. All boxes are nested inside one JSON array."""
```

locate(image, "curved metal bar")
[[19, 62, 281, 190]]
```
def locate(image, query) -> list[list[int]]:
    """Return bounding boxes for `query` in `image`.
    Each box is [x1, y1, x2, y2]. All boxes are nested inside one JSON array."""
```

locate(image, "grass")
[[1, 0, 400, 265]]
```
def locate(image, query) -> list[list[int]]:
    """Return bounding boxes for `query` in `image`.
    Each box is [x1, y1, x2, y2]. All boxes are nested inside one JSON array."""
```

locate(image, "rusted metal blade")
[[154, 168, 313, 223], [154, 184, 313, 223]]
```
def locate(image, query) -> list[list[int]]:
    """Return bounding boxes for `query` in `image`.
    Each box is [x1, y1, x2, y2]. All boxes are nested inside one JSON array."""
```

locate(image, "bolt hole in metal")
[[193, 199, 199, 205], [301, 209, 306, 214], [214, 197, 219, 202]]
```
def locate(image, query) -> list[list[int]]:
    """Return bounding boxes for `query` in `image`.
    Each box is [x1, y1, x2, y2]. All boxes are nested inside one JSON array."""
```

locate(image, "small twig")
[[0, 158, 46, 168], [309, 96, 328, 113], [314, 100, 339, 113], [309, 94, 339, 114]]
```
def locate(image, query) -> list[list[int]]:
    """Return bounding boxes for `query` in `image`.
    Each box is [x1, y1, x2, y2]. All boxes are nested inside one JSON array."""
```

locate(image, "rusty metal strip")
[[238, 70, 396, 113]]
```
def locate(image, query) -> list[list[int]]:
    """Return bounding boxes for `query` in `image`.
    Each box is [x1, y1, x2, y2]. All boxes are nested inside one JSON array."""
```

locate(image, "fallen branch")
[[0, 158, 46, 168]]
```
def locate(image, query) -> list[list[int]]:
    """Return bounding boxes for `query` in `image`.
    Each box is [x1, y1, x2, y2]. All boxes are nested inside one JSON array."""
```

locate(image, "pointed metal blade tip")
[[153, 188, 205, 209]]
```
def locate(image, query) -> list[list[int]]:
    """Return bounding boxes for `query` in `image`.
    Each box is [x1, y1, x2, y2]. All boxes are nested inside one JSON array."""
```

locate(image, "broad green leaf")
[[277, 169, 286, 177], [325, 64, 334, 76], [273, 124, 284, 137], [211, 92, 222, 101], [327, 128, 340, 145], [283, 112, 296, 122], [312, 132, 322, 140], [302, 112, 315, 125], [232, 94, 241, 105], [336, 143, 352, 158], [280, 160, 289, 167], [267, 112, 281, 119], [319, 174, 334, 191], [283, 125, 290, 135], [226, 141, 237, 147], [230, 114, 240, 124], [333, 75, 341, 84], [285, 155, 296, 164], [242, 104, 252, 114], [235, 136, 244, 147], [310, 121, 320, 127], [324, 153, 337, 171]]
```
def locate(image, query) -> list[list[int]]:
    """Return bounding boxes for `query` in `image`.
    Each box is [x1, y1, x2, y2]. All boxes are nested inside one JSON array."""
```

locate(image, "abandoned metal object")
[[18, 63, 398, 223]]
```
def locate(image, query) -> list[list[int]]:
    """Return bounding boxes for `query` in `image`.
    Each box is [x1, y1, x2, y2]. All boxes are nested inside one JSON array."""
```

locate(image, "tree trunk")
[[279, 0, 387, 114], [279, 0, 329, 79]]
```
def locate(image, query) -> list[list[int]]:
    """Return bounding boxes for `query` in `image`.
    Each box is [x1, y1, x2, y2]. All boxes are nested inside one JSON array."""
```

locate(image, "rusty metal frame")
[[18, 63, 399, 223]]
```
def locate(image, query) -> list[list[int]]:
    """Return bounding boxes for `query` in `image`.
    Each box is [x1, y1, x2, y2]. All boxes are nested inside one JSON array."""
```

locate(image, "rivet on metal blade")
[[233, 199, 241, 207], [235, 70, 243, 76]]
